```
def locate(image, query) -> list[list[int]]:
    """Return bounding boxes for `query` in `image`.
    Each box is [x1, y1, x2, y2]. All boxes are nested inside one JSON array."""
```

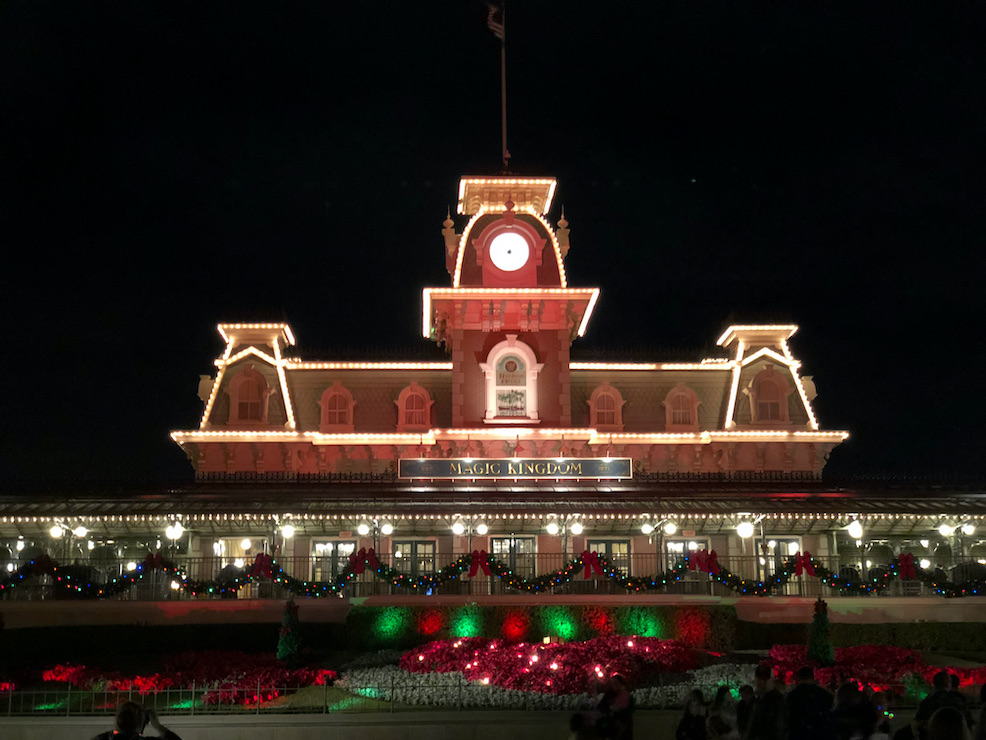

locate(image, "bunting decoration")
[[1, 551, 984, 600]]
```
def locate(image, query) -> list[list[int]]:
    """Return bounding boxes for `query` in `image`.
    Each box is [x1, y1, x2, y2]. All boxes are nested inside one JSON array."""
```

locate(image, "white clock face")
[[488, 231, 530, 272]]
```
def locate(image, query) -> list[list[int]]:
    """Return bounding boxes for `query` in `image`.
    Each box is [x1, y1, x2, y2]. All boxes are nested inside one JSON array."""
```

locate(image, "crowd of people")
[[572, 666, 986, 740], [671, 666, 986, 740]]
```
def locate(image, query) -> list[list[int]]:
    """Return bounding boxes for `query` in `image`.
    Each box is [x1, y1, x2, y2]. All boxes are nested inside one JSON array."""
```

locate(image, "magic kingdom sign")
[[398, 457, 633, 480]]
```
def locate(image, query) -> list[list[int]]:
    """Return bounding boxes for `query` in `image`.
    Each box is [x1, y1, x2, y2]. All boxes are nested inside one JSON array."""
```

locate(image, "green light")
[[33, 701, 67, 711], [616, 606, 662, 637], [539, 605, 578, 641], [374, 606, 412, 641], [451, 605, 483, 637], [329, 696, 371, 711], [169, 699, 196, 709]]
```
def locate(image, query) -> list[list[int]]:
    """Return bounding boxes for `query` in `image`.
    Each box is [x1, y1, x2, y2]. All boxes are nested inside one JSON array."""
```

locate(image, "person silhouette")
[[91, 702, 182, 740]]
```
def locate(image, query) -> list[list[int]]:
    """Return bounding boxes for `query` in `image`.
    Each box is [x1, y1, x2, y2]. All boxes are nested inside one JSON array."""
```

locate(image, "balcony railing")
[[3, 552, 984, 601]]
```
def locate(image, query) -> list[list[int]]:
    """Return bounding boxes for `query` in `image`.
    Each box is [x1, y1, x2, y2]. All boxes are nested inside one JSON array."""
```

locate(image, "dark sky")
[[3, 2, 984, 483]]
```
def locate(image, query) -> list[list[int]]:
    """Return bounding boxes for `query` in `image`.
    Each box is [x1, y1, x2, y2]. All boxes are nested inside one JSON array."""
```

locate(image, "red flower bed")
[[400, 635, 697, 695], [39, 652, 336, 705], [768, 644, 986, 693]]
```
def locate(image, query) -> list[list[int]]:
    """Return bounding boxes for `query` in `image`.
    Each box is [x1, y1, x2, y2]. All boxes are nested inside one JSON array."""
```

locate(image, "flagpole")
[[487, 2, 509, 169], [501, 35, 508, 170]]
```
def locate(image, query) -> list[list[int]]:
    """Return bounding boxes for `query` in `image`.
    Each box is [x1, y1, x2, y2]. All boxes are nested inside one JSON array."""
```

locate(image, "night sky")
[[4, 2, 984, 483]]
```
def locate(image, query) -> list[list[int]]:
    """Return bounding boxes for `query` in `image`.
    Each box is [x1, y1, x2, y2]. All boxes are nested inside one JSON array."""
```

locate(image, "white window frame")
[[479, 335, 544, 424]]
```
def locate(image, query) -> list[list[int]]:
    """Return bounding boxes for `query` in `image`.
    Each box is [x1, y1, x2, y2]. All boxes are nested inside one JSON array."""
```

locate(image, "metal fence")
[[1, 679, 935, 717], [2, 553, 982, 601]]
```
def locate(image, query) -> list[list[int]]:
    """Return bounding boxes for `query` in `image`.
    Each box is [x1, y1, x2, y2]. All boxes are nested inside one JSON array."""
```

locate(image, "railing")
[[0, 680, 933, 716], [2, 553, 984, 601]]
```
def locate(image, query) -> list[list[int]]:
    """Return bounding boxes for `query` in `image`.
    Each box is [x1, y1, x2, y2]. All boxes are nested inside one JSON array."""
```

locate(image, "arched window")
[[746, 365, 792, 425], [587, 383, 625, 432], [318, 382, 355, 433], [479, 335, 544, 424], [396, 382, 434, 432], [227, 365, 272, 426], [663, 384, 700, 432]]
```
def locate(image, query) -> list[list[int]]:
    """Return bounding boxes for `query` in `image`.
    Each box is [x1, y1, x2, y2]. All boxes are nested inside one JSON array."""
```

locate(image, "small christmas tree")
[[807, 597, 835, 667], [277, 598, 302, 665]]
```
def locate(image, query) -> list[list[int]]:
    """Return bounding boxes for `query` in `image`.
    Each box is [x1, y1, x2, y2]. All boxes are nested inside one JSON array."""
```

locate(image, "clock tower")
[[427, 176, 599, 429]]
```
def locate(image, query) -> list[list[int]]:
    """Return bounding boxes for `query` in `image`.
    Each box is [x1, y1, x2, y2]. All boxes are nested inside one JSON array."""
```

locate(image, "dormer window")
[[396, 382, 434, 432], [588, 383, 625, 432], [746, 365, 792, 425], [663, 383, 700, 432], [479, 336, 544, 424], [318, 382, 355, 433], [227, 365, 272, 426]]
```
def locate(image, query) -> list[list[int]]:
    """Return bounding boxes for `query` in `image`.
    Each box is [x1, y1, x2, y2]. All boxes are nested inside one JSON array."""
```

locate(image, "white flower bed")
[[632, 664, 755, 708], [341, 663, 755, 711], [341, 665, 590, 710]]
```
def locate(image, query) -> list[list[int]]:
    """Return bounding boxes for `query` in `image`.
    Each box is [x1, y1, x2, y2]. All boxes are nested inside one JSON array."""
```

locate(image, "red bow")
[[898, 553, 916, 580], [468, 550, 492, 577], [689, 549, 720, 575], [143, 552, 164, 571], [251, 553, 274, 579], [348, 547, 380, 575], [582, 550, 604, 579], [795, 552, 815, 577]]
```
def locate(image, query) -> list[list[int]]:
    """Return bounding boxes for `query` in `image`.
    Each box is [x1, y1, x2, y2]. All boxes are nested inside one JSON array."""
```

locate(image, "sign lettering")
[[398, 457, 632, 480]]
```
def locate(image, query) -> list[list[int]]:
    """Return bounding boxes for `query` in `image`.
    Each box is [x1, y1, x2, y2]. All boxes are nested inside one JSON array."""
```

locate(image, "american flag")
[[486, 2, 504, 42]]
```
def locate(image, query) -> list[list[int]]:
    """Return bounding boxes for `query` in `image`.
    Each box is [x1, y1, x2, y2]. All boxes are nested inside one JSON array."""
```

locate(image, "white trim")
[[479, 336, 545, 422]]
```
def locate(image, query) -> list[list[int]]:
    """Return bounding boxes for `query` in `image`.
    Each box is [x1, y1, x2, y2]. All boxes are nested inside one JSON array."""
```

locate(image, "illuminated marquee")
[[398, 457, 632, 480]]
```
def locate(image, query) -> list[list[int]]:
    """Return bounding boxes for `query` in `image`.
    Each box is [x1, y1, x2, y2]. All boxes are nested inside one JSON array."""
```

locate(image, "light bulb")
[[546, 520, 560, 536], [451, 519, 466, 536], [570, 521, 584, 535], [380, 522, 394, 536], [241, 538, 252, 550], [737, 522, 755, 539], [961, 523, 975, 536], [663, 522, 678, 536], [73, 526, 88, 538], [475, 522, 488, 536], [847, 520, 864, 540], [938, 524, 954, 537], [357, 522, 371, 536], [282, 524, 295, 539], [640, 522, 654, 535]]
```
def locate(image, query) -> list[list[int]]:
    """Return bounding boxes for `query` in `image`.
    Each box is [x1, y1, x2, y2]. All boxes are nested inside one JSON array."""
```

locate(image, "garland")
[[2, 549, 984, 600]]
